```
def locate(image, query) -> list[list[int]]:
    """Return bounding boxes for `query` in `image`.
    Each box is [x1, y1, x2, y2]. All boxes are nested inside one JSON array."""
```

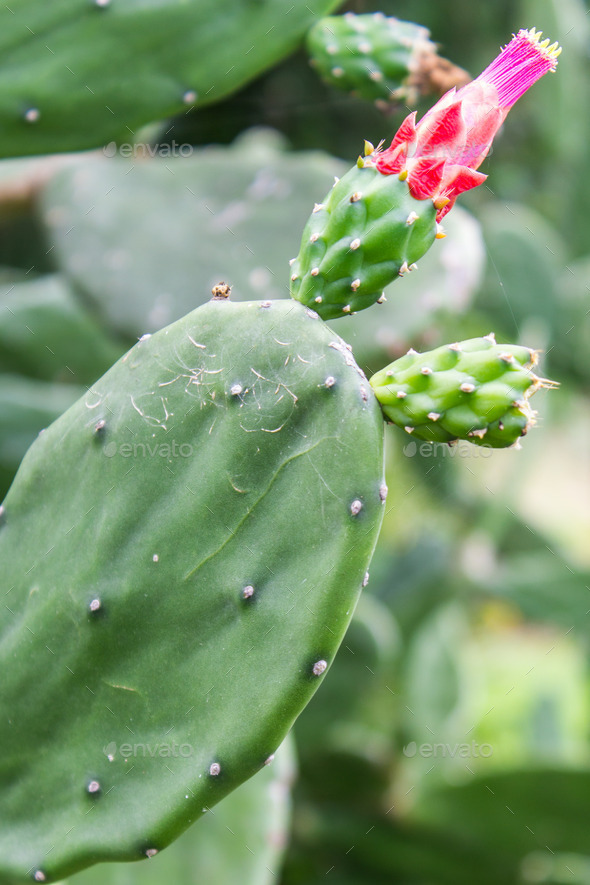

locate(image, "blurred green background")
[[1, 0, 589, 882]]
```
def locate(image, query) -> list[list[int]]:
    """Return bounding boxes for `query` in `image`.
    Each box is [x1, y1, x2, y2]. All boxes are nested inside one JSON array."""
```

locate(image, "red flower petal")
[[453, 102, 504, 168], [407, 157, 446, 200], [441, 165, 488, 199], [388, 111, 417, 152], [414, 99, 465, 159], [435, 199, 456, 222], [375, 141, 407, 175]]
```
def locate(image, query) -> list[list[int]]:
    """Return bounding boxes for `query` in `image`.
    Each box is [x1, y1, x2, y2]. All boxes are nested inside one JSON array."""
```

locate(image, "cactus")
[[307, 12, 469, 108], [370, 336, 551, 447], [0, 0, 340, 158], [0, 296, 385, 883], [289, 154, 438, 320], [0, 22, 563, 885], [63, 736, 295, 885], [0, 374, 84, 498], [327, 205, 486, 368], [291, 28, 560, 321], [0, 275, 125, 383], [38, 130, 347, 337]]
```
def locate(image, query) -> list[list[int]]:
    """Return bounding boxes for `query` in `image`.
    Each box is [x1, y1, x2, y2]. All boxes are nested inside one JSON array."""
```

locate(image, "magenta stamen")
[[478, 30, 557, 108]]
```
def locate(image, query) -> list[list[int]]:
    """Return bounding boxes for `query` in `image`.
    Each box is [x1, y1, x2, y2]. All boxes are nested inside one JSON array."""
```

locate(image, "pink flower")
[[375, 28, 561, 221]]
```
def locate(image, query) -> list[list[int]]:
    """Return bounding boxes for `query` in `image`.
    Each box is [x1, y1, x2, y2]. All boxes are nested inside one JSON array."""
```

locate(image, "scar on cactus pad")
[[290, 28, 561, 320]]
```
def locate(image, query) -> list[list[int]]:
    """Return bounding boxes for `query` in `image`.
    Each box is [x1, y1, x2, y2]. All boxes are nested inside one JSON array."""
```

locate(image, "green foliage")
[[307, 12, 435, 106], [0, 0, 340, 158], [370, 335, 543, 446], [412, 769, 590, 873], [37, 130, 346, 337], [0, 274, 124, 382], [0, 297, 385, 882], [0, 373, 83, 498], [290, 161, 437, 319]]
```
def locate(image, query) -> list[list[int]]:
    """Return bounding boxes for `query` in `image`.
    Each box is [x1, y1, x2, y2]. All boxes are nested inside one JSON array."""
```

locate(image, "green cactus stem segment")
[[307, 12, 469, 107], [0, 297, 384, 883], [370, 335, 555, 448], [289, 158, 437, 320]]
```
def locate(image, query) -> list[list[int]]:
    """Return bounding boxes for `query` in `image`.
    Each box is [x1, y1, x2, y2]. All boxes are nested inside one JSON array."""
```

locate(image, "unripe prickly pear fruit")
[[291, 28, 560, 321], [307, 12, 469, 107], [369, 335, 553, 447], [289, 152, 438, 320]]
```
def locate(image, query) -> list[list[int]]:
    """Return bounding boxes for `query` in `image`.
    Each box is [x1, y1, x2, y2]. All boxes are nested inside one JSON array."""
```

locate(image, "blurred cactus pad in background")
[[0, 1, 589, 884]]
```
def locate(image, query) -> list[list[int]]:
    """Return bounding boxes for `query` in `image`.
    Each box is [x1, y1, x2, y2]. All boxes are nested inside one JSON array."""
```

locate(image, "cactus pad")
[[307, 13, 438, 106], [0, 297, 385, 882], [0, 0, 340, 158], [0, 274, 124, 383], [289, 161, 437, 320], [370, 335, 547, 447], [38, 130, 347, 337]]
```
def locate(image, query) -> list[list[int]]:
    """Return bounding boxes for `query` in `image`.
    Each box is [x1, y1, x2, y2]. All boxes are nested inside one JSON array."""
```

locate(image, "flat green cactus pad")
[[0, 274, 125, 383], [38, 130, 347, 337], [64, 736, 295, 885], [0, 0, 340, 158], [0, 297, 385, 883]]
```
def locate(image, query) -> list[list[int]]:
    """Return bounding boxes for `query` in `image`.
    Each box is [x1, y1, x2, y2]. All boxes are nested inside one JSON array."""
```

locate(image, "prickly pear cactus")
[[37, 130, 347, 337], [0, 275, 124, 383], [289, 160, 437, 320], [66, 736, 295, 885], [0, 297, 385, 883], [370, 336, 549, 447], [0, 374, 84, 499], [307, 13, 436, 106], [0, 0, 340, 157]]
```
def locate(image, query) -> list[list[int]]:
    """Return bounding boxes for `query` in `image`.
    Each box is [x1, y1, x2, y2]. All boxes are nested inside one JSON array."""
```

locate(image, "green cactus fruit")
[[307, 12, 468, 107], [326, 205, 485, 368], [0, 0, 340, 158], [289, 156, 437, 321], [0, 296, 385, 883], [369, 335, 551, 448]]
